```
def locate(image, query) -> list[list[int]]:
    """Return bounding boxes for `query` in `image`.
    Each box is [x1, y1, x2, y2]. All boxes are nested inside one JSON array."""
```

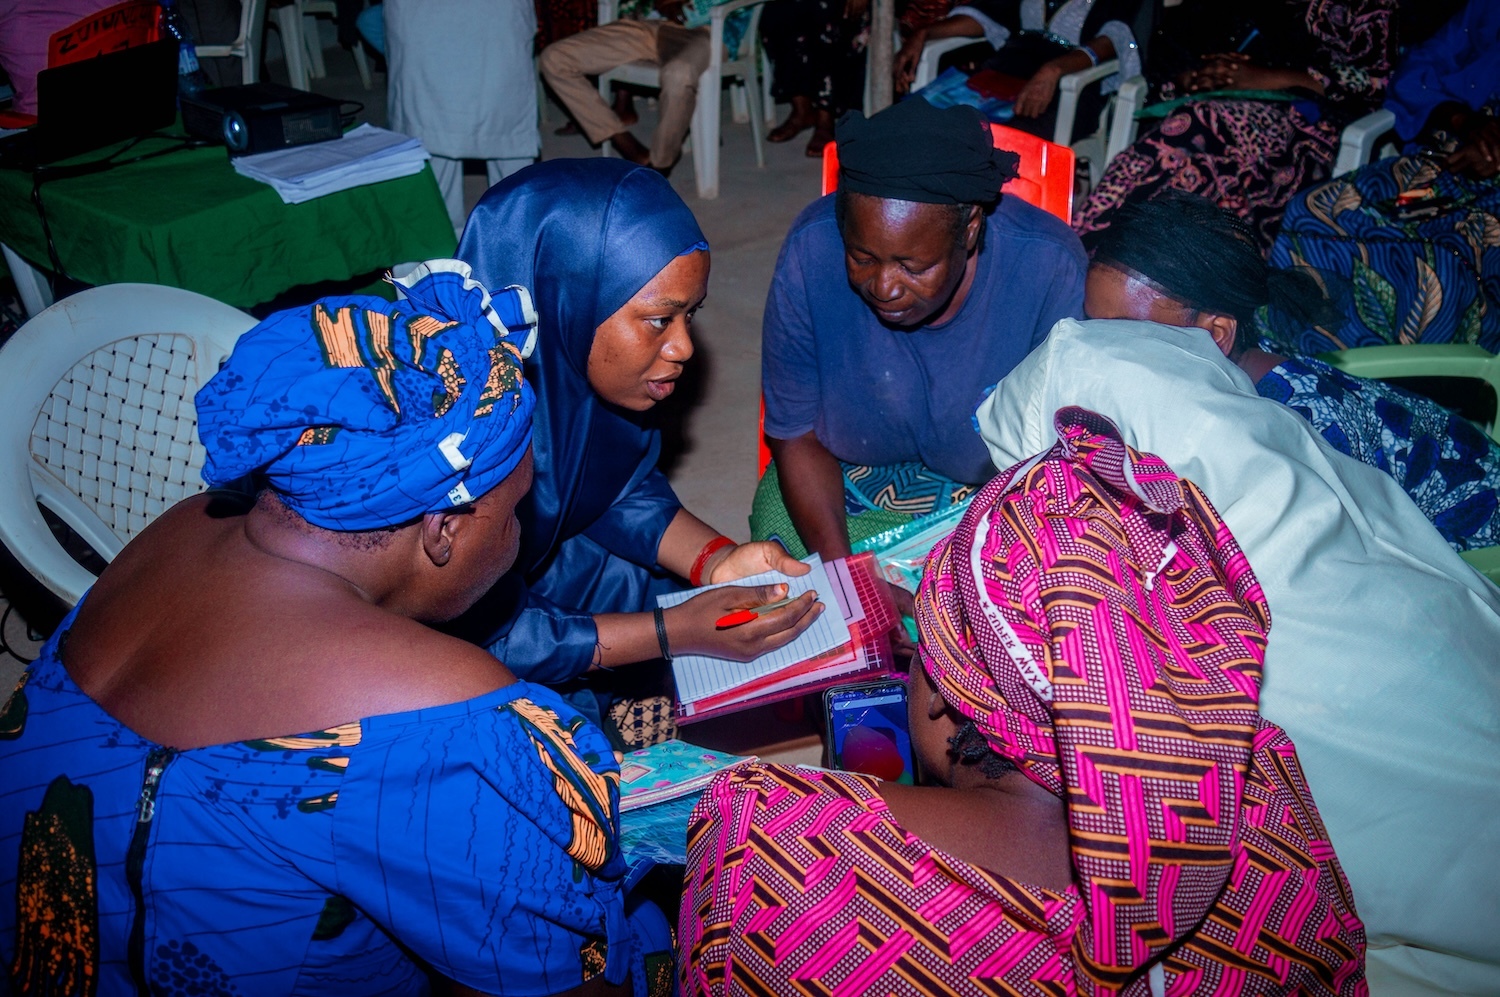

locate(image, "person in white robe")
[[976, 317, 1500, 997], [385, 0, 540, 231]]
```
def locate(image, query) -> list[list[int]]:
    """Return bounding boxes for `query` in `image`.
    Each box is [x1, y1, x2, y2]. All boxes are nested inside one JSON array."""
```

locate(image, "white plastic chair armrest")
[[1334, 108, 1397, 177], [1059, 58, 1120, 94], [1104, 74, 1146, 163], [1054, 58, 1118, 146], [710, 0, 769, 20], [708, 0, 767, 65], [0, 463, 97, 606], [912, 35, 973, 90]]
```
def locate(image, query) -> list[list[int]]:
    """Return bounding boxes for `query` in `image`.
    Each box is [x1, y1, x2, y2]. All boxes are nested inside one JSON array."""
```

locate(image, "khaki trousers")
[[539, 20, 712, 169]]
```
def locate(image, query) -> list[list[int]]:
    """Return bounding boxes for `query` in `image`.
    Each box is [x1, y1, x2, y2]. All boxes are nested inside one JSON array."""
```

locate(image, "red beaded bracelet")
[[689, 536, 736, 587]]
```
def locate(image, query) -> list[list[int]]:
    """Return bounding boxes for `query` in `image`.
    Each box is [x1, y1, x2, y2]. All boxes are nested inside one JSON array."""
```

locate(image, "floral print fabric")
[[1257, 353, 1500, 551]]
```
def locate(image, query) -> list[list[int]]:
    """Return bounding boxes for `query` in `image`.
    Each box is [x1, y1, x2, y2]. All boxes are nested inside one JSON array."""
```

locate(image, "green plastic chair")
[[1320, 343, 1500, 584], [1320, 344, 1500, 442]]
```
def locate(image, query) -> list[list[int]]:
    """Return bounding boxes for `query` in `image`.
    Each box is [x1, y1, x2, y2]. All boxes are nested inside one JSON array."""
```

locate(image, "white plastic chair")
[[1333, 108, 1397, 176], [910, 35, 969, 91], [297, 0, 375, 90], [596, 0, 769, 199], [0, 285, 256, 605], [903, 37, 1122, 186], [196, 0, 269, 84]]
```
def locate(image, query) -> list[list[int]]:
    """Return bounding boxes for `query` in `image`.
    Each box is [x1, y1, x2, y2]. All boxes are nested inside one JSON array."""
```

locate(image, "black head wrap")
[[835, 100, 1020, 206], [1091, 191, 1347, 350]]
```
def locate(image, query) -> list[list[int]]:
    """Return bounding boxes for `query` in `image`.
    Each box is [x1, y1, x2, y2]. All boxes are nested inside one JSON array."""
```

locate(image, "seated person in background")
[[752, 98, 1086, 618], [539, 0, 749, 173], [893, 0, 1145, 143], [761, 0, 953, 157], [0, 0, 125, 120], [682, 409, 1367, 996], [385, 0, 540, 231], [1271, 0, 1500, 353], [457, 161, 817, 747], [1087, 190, 1500, 552], [1075, 0, 1396, 252], [0, 268, 668, 995], [977, 317, 1500, 994]]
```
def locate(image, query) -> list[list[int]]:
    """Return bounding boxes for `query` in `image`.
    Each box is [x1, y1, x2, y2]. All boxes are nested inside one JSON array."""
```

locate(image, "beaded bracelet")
[[689, 535, 736, 587], [653, 607, 673, 660], [1077, 44, 1100, 66]]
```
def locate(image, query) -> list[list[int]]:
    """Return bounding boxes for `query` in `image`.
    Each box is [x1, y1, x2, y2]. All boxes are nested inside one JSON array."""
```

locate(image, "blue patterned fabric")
[[196, 262, 538, 531], [1267, 4, 1500, 354], [1268, 155, 1500, 353], [0, 601, 675, 995], [1256, 354, 1500, 551]]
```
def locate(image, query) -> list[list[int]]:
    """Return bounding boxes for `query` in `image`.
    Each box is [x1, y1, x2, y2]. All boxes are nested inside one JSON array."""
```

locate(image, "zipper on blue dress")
[[127, 746, 177, 995]]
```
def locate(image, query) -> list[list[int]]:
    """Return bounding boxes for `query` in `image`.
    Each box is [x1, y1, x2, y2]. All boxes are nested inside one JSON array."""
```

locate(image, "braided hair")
[[1090, 191, 1346, 354], [947, 721, 1017, 780]]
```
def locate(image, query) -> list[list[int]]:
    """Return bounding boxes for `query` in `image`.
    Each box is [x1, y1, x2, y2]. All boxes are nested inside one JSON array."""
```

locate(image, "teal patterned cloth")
[[749, 458, 976, 559], [616, 0, 751, 56]]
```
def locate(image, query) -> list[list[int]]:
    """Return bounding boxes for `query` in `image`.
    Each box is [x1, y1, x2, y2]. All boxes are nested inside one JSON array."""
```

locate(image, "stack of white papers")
[[231, 124, 430, 204]]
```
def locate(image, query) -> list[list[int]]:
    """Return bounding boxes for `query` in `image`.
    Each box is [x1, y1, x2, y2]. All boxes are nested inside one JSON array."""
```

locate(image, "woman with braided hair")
[[1085, 190, 1500, 552]]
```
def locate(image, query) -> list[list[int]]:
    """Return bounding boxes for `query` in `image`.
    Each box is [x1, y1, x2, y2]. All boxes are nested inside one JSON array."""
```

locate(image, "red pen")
[[715, 595, 798, 629]]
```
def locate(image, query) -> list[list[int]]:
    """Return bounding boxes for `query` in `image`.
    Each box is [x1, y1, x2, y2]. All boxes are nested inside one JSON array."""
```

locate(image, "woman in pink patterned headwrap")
[[679, 407, 1366, 997]]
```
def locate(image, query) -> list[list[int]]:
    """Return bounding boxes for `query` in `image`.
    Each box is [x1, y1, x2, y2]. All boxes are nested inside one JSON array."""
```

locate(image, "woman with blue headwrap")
[[455, 160, 820, 740], [0, 265, 671, 995]]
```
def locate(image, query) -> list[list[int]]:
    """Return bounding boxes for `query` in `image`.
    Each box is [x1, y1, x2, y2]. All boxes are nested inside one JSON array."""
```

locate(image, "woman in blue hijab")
[[455, 159, 820, 734]]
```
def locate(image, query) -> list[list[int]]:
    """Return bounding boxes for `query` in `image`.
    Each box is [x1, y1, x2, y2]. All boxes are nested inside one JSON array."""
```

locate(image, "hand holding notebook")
[[662, 579, 826, 663], [658, 554, 911, 722]]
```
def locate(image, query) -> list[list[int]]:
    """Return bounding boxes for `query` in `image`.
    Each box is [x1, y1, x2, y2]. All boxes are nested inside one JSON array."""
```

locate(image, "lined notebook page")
[[659, 554, 853, 704]]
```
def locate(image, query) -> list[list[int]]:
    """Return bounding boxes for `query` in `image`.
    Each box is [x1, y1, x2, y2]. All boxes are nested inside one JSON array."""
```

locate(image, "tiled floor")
[[1, 45, 829, 760]]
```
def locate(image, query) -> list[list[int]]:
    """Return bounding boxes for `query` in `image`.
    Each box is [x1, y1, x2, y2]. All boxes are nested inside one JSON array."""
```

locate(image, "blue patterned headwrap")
[[196, 260, 538, 531]]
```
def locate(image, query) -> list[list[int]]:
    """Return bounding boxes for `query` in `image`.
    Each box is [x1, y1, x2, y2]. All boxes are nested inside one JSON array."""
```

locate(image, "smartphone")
[[1377, 189, 1457, 220], [824, 680, 916, 784]]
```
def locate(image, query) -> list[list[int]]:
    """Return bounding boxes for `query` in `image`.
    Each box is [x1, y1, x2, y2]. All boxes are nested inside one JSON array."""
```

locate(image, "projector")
[[182, 83, 344, 156]]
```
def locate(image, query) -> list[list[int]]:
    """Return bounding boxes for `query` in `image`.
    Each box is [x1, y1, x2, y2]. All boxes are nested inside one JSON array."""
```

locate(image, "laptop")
[[0, 39, 179, 170]]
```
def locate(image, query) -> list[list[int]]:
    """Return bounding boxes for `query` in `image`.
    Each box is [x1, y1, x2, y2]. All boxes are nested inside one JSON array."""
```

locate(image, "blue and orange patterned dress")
[[0, 601, 673, 996]]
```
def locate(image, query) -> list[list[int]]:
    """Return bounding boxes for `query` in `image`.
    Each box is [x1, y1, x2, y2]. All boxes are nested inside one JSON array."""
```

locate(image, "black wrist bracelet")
[[653, 607, 672, 660]]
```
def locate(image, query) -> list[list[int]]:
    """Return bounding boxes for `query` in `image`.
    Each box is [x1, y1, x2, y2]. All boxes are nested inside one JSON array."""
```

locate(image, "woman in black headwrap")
[[751, 99, 1087, 624]]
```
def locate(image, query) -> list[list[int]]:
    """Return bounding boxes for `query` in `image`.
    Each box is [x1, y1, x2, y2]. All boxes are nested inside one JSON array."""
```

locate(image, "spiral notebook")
[[660, 553, 898, 721]]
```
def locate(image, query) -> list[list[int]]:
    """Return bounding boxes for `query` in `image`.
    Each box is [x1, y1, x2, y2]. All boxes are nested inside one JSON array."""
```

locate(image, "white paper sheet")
[[660, 554, 852, 705], [231, 124, 431, 204]]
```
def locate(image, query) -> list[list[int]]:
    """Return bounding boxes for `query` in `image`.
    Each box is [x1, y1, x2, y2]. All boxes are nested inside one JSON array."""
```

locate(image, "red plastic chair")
[[757, 123, 1075, 476]]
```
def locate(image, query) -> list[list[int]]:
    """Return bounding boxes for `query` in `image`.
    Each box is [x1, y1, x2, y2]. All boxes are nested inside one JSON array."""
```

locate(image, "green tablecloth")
[[0, 135, 457, 308]]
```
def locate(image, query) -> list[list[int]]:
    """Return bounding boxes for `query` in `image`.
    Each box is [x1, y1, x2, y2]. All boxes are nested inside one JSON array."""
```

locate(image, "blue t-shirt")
[[761, 194, 1086, 484]]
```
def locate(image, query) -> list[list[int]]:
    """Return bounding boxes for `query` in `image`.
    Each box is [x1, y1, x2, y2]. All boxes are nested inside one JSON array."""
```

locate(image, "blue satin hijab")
[[457, 158, 708, 582]]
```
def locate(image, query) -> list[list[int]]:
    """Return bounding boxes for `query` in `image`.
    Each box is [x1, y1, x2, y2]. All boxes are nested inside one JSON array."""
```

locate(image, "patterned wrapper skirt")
[[1269, 154, 1500, 353], [1075, 97, 1340, 253]]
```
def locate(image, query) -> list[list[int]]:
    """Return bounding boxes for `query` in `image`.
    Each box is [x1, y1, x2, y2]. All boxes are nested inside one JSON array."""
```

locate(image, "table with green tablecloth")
[[0, 133, 458, 312]]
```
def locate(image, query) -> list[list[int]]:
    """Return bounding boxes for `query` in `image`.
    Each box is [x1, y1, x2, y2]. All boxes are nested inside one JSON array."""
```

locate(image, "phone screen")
[[825, 681, 915, 784]]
